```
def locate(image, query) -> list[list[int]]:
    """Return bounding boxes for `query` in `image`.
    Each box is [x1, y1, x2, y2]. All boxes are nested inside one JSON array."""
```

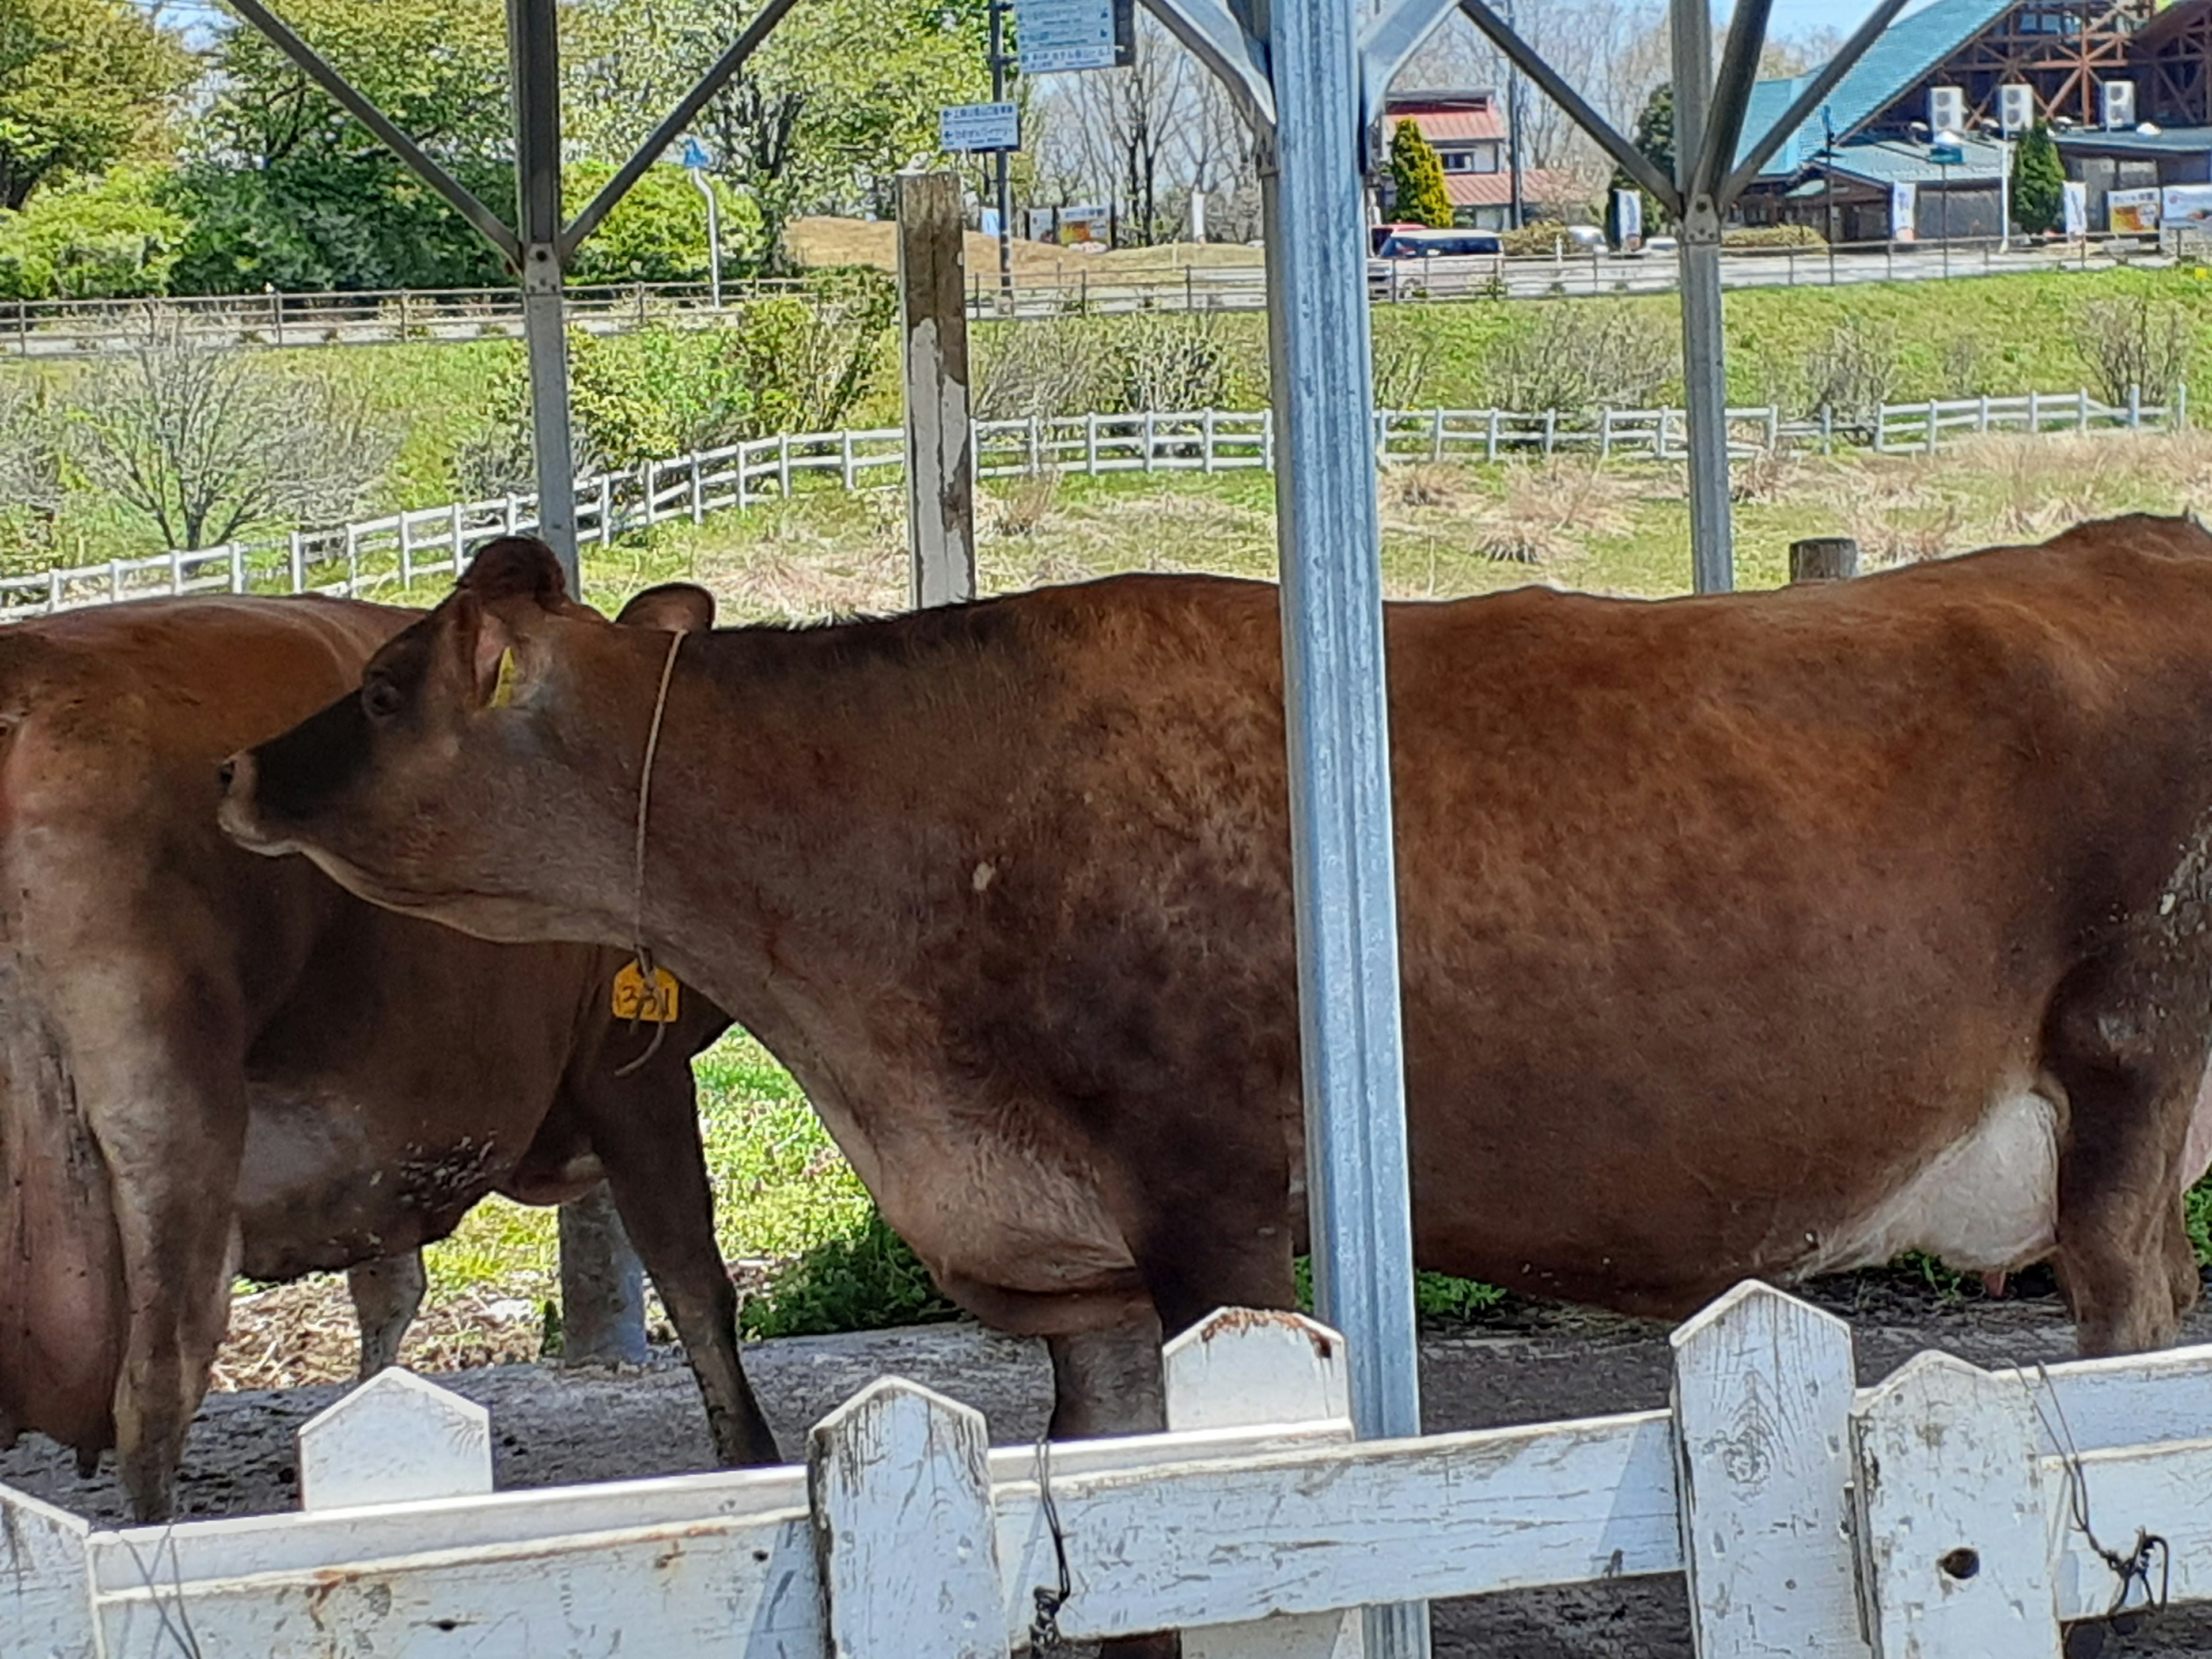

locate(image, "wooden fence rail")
[[6, 1283, 2209, 1658], [1, 387, 2176, 624]]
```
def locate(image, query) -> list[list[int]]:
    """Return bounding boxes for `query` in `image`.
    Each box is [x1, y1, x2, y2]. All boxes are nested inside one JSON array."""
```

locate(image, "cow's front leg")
[[69, 964, 248, 1521], [349, 1251, 427, 1380], [570, 1048, 781, 1466]]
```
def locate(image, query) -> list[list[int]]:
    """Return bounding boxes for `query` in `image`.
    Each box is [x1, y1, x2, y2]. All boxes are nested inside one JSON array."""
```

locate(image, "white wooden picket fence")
[[6, 1282, 2209, 1658], [7, 385, 2182, 624]]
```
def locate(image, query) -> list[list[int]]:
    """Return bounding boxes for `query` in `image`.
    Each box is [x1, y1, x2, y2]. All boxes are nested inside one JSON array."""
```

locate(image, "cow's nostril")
[[217, 758, 237, 791]]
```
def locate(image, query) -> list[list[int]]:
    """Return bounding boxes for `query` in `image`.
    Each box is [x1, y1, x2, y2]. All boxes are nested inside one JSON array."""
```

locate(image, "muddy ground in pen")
[[8, 1277, 2211, 1657]]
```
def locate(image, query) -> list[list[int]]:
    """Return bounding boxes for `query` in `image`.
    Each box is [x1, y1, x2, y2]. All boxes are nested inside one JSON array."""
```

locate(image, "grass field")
[[21, 262, 2212, 573]]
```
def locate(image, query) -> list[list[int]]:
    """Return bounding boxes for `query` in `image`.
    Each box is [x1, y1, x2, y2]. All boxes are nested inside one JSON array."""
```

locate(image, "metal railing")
[[0, 386, 2176, 620], [0, 232, 2172, 355]]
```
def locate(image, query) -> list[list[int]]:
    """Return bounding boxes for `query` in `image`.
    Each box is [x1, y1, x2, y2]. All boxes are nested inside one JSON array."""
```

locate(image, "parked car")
[[1559, 223, 1607, 251], [1367, 228, 1505, 298]]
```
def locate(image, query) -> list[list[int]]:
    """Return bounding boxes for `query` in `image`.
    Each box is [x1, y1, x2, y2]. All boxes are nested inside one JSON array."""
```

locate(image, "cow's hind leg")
[[65, 963, 248, 1521], [2044, 946, 2210, 1357], [349, 1251, 426, 1380]]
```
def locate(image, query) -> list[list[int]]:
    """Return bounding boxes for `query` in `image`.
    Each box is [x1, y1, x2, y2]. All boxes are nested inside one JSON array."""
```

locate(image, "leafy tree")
[[0, 164, 184, 298], [567, 0, 989, 270], [171, 0, 513, 291], [0, 0, 188, 210], [1388, 118, 1453, 229], [2012, 122, 2065, 237]]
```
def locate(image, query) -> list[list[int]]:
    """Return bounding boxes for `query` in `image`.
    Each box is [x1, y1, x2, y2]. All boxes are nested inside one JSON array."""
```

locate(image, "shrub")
[[563, 163, 765, 285], [1722, 224, 1824, 248], [2078, 293, 2193, 407], [1482, 300, 1677, 412], [458, 271, 897, 491], [1802, 315, 1899, 423], [738, 1208, 960, 1339]]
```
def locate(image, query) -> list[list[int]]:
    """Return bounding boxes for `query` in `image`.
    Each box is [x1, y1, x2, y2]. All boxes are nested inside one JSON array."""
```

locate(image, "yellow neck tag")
[[612, 961, 679, 1023], [489, 647, 520, 708]]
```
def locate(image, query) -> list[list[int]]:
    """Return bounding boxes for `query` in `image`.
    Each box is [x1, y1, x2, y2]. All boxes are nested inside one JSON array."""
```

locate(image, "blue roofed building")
[[1728, 0, 2212, 240]]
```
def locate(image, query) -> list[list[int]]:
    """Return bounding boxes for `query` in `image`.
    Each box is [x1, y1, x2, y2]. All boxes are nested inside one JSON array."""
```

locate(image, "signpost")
[[938, 101, 1021, 151], [680, 137, 721, 309], [1013, 0, 1132, 71]]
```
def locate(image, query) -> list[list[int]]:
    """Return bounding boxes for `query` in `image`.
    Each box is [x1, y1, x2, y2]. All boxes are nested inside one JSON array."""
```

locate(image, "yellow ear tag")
[[488, 647, 520, 709], [612, 962, 679, 1022]]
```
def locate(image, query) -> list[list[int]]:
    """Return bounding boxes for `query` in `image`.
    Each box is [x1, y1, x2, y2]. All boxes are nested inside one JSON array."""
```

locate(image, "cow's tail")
[[0, 645, 126, 1457]]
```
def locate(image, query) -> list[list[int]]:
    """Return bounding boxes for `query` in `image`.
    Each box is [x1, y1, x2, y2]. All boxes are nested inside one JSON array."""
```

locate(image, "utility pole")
[[989, 0, 1016, 296], [1503, 0, 1525, 229]]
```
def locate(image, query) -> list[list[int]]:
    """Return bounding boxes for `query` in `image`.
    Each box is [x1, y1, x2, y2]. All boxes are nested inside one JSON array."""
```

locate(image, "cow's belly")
[[1805, 1083, 2061, 1277], [233, 1082, 513, 1277]]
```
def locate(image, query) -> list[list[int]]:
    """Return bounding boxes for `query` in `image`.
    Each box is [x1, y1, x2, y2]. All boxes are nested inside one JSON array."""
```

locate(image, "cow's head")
[[218, 537, 714, 945]]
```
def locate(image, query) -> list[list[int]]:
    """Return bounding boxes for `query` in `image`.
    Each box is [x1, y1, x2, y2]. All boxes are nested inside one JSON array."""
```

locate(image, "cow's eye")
[[361, 678, 403, 722]]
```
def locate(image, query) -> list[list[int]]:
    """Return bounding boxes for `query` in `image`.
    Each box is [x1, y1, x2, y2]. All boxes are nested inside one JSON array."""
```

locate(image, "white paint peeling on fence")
[[11, 1285, 2212, 1657], [5, 388, 2179, 624]]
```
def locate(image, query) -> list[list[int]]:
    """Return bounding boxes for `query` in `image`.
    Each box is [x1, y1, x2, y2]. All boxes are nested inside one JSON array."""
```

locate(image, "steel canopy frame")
[[1454, 0, 1907, 592], [219, 0, 797, 590]]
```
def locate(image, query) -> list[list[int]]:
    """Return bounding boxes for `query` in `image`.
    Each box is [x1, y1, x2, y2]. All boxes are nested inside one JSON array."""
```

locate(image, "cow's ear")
[[616, 583, 715, 633], [461, 537, 569, 611]]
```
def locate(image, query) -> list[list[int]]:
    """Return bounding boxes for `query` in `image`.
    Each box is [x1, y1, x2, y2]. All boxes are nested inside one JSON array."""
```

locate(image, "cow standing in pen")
[[222, 521, 2212, 1449], [0, 591, 772, 1522]]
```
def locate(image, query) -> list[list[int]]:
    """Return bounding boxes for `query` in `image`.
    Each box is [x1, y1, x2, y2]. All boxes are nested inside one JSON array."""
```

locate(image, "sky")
[[1769, 0, 1944, 47]]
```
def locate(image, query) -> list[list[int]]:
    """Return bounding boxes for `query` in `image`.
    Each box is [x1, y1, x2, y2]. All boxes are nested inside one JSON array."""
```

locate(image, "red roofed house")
[[1376, 90, 1563, 229]]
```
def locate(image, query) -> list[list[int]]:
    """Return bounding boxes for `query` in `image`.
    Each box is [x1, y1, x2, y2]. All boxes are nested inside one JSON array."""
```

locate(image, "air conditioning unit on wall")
[[1999, 83, 2036, 134], [1930, 86, 1967, 134], [2103, 79, 2136, 129]]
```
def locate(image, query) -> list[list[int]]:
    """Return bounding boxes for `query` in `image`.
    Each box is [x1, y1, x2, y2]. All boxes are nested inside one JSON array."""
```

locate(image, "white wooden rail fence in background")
[[2, 386, 2181, 622], [6, 1283, 2210, 1658]]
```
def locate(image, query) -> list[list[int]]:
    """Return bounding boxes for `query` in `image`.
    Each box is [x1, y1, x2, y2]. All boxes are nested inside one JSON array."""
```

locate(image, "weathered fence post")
[[297, 1368, 493, 1510], [0, 1483, 95, 1656], [1850, 1354, 2060, 1658], [289, 529, 305, 593], [556, 1184, 648, 1365], [897, 172, 977, 610], [1169, 1309, 1360, 1659], [810, 1379, 999, 1659], [1789, 537, 1859, 582], [1673, 1283, 1869, 1658]]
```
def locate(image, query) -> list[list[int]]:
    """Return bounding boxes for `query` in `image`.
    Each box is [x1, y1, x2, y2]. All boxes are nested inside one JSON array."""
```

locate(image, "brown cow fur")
[[223, 520, 2212, 1440], [1, 592, 772, 1521]]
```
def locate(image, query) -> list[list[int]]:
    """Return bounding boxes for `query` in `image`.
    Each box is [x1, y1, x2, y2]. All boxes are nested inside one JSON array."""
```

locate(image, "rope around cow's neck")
[[612, 626, 687, 1080]]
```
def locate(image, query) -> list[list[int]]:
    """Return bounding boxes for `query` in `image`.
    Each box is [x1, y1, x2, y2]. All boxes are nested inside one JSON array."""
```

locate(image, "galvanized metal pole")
[[990, 0, 1016, 297], [509, 0, 580, 593], [1262, 0, 1425, 1645], [1671, 0, 1732, 593]]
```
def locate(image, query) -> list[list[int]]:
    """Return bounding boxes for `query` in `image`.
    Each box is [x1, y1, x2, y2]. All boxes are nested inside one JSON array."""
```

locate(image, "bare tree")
[[67, 312, 394, 551], [1036, 16, 1204, 244], [0, 376, 63, 571]]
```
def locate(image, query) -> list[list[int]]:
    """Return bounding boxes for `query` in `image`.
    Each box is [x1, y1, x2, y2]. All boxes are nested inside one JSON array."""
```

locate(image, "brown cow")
[[1, 590, 774, 1522], [221, 521, 2212, 1445]]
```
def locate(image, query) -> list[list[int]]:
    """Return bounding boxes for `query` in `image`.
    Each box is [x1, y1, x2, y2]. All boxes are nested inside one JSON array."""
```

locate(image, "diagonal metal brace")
[[1140, 0, 1275, 134], [1691, 0, 1772, 207], [1357, 0, 1460, 137], [222, 0, 521, 264], [1456, 0, 1679, 214], [1718, 0, 1909, 204], [562, 0, 807, 258]]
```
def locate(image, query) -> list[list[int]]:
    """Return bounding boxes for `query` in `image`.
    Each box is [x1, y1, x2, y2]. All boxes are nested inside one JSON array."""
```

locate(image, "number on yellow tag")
[[611, 961, 679, 1022]]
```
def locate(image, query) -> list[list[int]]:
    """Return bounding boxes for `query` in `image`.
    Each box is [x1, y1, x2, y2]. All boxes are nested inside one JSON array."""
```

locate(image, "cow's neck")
[[608, 612, 1018, 1073]]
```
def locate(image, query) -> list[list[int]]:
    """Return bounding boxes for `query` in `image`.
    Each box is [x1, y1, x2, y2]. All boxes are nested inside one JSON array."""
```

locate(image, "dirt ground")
[[8, 1278, 2210, 1657]]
